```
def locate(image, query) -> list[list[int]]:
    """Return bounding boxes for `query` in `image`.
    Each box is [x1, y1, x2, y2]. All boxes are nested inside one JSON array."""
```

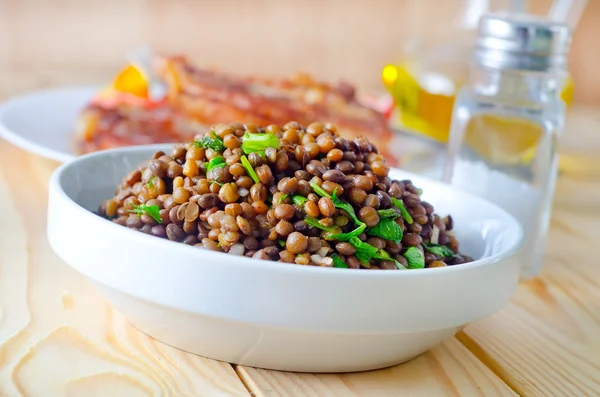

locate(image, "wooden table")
[[1, 111, 599, 397]]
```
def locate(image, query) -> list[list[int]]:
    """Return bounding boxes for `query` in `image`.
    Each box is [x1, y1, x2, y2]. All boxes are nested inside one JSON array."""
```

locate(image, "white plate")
[[0, 85, 98, 163], [48, 144, 523, 372], [0, 85, 446, 179]]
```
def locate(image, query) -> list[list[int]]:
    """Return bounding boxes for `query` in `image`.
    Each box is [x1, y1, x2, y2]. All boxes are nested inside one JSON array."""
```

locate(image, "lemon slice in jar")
[[464, 114, 542, 166]]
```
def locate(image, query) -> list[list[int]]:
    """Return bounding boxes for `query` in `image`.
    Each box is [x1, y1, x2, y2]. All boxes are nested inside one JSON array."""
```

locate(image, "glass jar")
[[443, 13, 572, 279], [382, 0, 576, 145]]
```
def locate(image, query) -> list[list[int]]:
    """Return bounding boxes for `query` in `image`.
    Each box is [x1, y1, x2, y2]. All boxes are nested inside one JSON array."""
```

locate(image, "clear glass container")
[[443, 13, 571, 279], [444, 67, 565, 278]]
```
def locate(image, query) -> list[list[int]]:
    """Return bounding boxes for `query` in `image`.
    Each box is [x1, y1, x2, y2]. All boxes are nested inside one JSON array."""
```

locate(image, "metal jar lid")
[[475, 13, 572, 72]]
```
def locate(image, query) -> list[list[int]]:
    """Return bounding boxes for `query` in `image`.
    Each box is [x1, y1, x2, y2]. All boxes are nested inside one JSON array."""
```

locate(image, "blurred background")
[[0, 0, 598, 103]]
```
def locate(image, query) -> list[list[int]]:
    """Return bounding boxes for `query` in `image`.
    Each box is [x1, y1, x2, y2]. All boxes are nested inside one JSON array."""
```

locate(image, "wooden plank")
[[457, 208, 600, 396], [0, 141, 250, 397], [236, 338, 516, 397]]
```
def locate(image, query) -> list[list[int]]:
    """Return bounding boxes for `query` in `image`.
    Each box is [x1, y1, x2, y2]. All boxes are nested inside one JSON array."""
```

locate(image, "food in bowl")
[[75, 54, 397, 164], [98, 121, 471, 269], [49, 140, 522, 372]]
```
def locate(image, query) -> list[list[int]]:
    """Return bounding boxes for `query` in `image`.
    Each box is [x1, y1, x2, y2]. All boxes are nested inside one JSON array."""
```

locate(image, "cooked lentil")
[[98, 122, 472, 269]]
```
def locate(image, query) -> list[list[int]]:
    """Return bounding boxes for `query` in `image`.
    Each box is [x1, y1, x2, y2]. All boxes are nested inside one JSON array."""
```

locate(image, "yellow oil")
[[383, 63, 574, 144]]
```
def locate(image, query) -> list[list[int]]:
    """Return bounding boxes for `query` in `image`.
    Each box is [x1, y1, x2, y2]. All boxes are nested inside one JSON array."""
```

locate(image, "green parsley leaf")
[[424, 243, 455, 258], [308, 182, 362, 226], [366, 218, 403, 243], [146, 176, 157, 189], [331, 189, 362, 226], [210, 181, 224, 186], [241, 132, 280, 155], [278, 194, 289, 205], [194, 133, 226, 152], [326, 223, 366, 242], [309, 181, 331, 199], [345, 237, 404, 269], [278, 240, 286, 248], [331, 253, 348, 268], [373, 249, 406, 270], [206, 156, 226, 174], [129, 204, 162, 224], [305, 217, 338, 233], [377, 208, 399, 219], [403, 246, 425, 269], [292, 195, 308, 206], [240, 155, 260, 184], [417, 188, 423, 195], [391, 197, 413, 225], [349, 236, 378, 265]]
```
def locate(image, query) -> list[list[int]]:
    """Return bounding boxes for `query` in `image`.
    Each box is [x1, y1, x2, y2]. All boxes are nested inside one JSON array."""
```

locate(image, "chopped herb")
[[417, 188, 423, 195], [277, 240, 286, 248], [129, 204, 162, 224], [331, 189, 362, 225], [292, 195, 308, 206], [241, 132, 280, 154], [367, 218, 403, 243], [403, 246, 425, 269], [373, 249, 406, 270], [377, 208, 399, 219], [217, 241, 222, 248], [240, 155, 260, 184], [309, 182, 362, 226], [424, 243, 455, 258], [194, 133, 226, 152], [391, 197, 413, 225], [210, 181, 224, 186], [326, 223, 366, 242], [350, 236, 378, 265], [146, 176, 157, 188], [331, 253, 348, 268], [346, 236, 403, 269], [278, 194, 289, 205], [206, 156, 226, 173], [309, 181, 331, 199], [305, 217, 338, 233]]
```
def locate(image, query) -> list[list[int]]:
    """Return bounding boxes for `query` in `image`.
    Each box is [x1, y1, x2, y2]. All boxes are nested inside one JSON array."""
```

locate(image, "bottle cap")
[[475, 13, 572, 72]]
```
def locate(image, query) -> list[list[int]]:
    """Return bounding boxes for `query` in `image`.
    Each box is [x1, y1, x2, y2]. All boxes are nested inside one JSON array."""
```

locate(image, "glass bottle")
[[443, 13, 572, 279]]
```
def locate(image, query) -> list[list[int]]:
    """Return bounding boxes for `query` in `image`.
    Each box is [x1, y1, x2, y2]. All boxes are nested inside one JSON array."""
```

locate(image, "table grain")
[[0, 110, 599, 396]]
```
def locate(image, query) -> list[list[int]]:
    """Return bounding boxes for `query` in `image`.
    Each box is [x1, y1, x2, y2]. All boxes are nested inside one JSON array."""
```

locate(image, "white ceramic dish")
[[47, 144, 523, 373], [0, 85, 97, 163]]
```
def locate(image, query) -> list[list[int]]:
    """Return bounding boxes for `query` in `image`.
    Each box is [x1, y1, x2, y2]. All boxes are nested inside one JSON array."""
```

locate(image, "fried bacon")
[[74, 56, 396, 164]]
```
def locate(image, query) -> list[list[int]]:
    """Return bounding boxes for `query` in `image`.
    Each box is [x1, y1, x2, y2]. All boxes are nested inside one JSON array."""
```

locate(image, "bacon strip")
[[75, 56, 396, 164]]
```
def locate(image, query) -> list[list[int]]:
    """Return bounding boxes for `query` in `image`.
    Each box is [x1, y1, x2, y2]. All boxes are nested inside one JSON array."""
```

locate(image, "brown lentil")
[[336, 242, 355, 255], [304, 201, 320, 218], [286, 232, 308, 254], [275, 220, 294, 236], [318, 197, 335, 217], [274, 204, 295, 221], [99, 122, 470, 270], [358, 206, 379, 227]]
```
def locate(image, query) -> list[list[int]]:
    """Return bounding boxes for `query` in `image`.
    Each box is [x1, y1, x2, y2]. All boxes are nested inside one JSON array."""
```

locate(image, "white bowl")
[[47, 144, 523, 373]]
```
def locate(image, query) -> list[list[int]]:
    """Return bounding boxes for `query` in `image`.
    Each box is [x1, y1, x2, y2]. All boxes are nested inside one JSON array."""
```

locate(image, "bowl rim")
[[49, 143, 525, 279]]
